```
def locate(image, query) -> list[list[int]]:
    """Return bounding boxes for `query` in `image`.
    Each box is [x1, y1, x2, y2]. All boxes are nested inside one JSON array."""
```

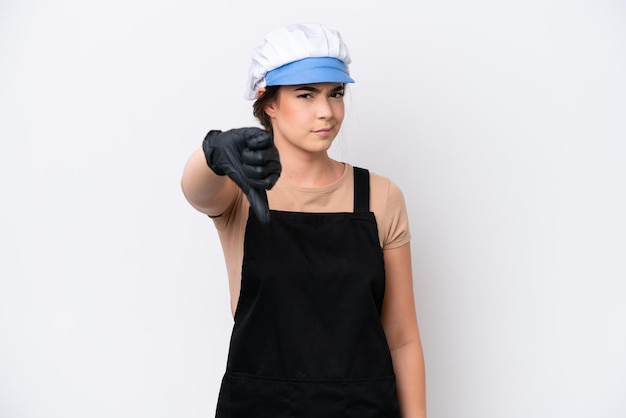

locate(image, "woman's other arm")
[[381, 243, 427, 418]]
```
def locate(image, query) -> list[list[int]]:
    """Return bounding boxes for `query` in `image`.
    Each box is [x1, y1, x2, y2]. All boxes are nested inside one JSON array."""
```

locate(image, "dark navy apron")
[[216, 167, 399, 417]]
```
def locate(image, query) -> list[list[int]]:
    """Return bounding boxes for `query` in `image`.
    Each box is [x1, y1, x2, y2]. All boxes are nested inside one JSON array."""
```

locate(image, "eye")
[[297, 92, 314, 99], [330, 90, 345, 98]]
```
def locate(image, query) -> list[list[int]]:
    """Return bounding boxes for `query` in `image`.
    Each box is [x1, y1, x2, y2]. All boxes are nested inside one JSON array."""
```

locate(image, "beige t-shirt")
[[212, 163, 411, 313]]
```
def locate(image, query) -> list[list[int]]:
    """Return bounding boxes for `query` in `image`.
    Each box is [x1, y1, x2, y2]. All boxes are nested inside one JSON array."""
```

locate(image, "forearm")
[[180, 147, 237, 216], [391, 340, 427, 418]]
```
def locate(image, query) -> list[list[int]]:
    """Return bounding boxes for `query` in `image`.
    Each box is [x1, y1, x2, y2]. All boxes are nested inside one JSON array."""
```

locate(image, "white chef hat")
[[245, 23, 355, 100]]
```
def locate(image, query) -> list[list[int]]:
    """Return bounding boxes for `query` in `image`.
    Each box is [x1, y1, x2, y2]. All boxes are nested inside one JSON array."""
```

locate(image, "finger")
[[238, 127, 267, 138], [243, 162, 281, 189], [241, 148, 268, 165], [263, 172, 280, 190], [246, 131, 273, 150], [246, 187, 271, 224], [242, 147, 281, 165], [242, 159, 281, 178]]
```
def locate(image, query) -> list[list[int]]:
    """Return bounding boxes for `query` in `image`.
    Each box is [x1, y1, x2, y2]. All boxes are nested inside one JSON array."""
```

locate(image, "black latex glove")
[[202, 127, 281, 223]]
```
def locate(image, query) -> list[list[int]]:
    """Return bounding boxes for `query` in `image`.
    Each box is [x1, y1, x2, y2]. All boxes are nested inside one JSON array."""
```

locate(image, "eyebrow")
[[292, 84, 345, 93]]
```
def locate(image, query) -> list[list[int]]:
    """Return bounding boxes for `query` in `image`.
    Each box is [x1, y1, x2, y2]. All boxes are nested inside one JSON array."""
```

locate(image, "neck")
[[278, 152, 344, 188]]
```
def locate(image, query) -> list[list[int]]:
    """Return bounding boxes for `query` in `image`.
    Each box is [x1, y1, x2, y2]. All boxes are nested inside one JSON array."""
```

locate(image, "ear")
[[256, 87, 266, 98], [263, 95, 278, 118]]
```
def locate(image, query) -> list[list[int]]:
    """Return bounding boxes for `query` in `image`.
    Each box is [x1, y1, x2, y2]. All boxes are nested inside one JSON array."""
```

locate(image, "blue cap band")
[[265, 57, 355, 86]]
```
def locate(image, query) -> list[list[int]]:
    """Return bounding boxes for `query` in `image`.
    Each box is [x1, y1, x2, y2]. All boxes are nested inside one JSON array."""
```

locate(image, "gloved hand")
[[202, 127, 281, 223]]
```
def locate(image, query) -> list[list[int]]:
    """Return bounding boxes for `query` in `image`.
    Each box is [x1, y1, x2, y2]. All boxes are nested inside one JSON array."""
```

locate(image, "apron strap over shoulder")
[[353, 166, 370, 213]]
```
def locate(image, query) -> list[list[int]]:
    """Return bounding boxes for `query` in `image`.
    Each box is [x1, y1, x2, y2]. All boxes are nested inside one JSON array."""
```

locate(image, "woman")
[[181, 23, 426, 417]]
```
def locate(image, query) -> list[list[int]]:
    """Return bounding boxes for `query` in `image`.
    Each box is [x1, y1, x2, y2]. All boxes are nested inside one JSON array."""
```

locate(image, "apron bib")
[[216, 167, 399, 417]]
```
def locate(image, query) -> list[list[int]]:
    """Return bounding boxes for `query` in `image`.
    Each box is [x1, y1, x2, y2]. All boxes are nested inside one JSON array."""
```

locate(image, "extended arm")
[[181, 146, 238, 216], [381, 243, 427, 418]]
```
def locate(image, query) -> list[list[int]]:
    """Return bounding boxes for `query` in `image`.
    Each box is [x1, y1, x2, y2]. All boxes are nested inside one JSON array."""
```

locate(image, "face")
[[264, 82, 345, 157]]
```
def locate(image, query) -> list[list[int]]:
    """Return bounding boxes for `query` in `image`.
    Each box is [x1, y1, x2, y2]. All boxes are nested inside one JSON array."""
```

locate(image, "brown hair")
[[252, 86, 281, 134]]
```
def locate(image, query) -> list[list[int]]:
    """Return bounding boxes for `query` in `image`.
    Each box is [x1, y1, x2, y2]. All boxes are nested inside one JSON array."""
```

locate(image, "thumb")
[[246, 187, 271, 224]]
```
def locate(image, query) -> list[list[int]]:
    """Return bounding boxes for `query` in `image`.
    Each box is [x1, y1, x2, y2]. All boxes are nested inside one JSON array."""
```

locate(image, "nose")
[[315, 96, 333, 119]]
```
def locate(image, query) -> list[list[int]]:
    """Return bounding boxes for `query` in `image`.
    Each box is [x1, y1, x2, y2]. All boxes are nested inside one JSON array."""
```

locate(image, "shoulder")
[[355, 167, 406, 208], [362, 168, 411, 250]]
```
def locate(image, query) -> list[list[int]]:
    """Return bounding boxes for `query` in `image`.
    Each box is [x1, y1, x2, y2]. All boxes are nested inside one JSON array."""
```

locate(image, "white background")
[[1, 1, 625, 417]]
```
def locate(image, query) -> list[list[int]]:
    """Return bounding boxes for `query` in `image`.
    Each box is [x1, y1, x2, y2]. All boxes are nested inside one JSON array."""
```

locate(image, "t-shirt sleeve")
[[380, 178, 412, 250]]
